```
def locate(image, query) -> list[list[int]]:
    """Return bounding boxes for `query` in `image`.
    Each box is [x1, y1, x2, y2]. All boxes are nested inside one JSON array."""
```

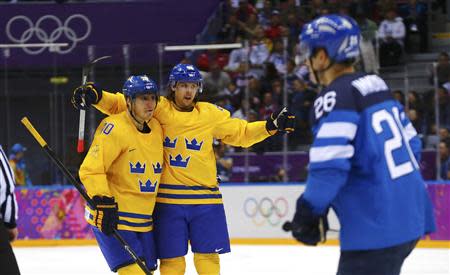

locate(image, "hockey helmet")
[[299, 14, 360, 63], [122, 75, 158, 99], [168, 64, 203, 93]]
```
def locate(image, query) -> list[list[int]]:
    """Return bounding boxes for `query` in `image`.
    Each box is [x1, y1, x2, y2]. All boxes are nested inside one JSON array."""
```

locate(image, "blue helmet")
[[168, 64, 203, 93], [299, 14, 360, 63], [10, 143, 26, 155], [122, 75, 158, 99]]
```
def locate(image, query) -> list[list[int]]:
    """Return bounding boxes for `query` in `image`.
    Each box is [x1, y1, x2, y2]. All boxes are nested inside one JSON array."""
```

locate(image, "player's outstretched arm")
[[71, 83, 127, 115], [213, 105, 295, 148]]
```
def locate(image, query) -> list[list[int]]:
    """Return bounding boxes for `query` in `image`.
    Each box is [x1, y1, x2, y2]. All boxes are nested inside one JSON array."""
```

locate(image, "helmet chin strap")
[[309, 55, 335, 87]]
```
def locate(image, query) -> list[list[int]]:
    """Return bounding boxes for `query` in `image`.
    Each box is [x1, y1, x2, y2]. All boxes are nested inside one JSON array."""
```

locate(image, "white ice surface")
[[14, 244, 450, 275]]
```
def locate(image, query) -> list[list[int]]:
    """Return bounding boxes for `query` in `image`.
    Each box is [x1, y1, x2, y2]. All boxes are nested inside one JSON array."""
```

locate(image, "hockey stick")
[[21, 117, 153, 275], [77, 55, 111, 153], [282, 221, 339, 233]]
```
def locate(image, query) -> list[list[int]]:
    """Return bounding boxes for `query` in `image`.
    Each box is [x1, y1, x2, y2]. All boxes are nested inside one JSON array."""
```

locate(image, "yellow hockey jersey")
[[79, 111, 164, 232], [96, 94, 271, 205]]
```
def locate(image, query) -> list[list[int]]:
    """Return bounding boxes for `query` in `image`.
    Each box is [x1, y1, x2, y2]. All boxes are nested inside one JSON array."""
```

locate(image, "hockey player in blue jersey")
[[287, 15, 436, 275]]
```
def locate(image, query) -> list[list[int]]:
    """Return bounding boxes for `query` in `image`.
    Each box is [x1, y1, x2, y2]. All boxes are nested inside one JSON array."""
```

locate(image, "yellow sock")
[[160, 256, 186, 275], [118, 263, 150, 275], [193, 253, 220, 275]]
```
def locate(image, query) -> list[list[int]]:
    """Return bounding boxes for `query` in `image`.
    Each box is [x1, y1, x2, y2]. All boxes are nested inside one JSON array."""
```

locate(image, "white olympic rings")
[[6, 14, 91, 55], [243, 197, 289, 226]]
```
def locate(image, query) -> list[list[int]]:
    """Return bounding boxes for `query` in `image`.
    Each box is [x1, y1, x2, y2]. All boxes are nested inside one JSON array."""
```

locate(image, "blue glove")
[[266, 107, 296, 134], [92, 196, 118, 236], [290, 195, 329, 246], [71, 82, 103, 110]]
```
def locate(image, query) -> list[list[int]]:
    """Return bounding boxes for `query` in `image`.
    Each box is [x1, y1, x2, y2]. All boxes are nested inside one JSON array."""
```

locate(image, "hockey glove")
[[290, 195, 329, 246], [71, 82, 103, 110], [266, 107, 295, 134], [92, 196, 119, 236]]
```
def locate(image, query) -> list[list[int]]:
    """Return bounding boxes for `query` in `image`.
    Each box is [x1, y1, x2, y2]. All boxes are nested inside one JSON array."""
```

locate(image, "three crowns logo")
[[163, 137, 177, 148], [130, 162, 146, 174], [185, 138, 203, 151], [139, 179, 157, 193], [152, 162, 162, 174], [169, 154, 190, 168]]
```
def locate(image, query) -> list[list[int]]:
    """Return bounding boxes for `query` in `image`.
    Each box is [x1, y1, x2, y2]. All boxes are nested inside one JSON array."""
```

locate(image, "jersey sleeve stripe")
[[316, 122, 357, 140], [314, 137, 353, 147], [309, 145, 355, 163]]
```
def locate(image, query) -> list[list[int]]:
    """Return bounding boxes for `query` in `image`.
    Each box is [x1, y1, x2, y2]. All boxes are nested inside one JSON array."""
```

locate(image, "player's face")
[[174, 82, 198, 109], [306, 49, 328, 85], [131, 93, 157, 121]]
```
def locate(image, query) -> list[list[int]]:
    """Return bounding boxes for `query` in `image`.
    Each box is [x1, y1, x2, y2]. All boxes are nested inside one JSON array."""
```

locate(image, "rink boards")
[[13, 183, 450, 248]]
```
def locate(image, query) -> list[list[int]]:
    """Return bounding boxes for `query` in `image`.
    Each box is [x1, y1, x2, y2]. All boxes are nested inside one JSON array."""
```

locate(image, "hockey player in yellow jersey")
[[78, 75, 163, 275], [72, 64, 295, 275]]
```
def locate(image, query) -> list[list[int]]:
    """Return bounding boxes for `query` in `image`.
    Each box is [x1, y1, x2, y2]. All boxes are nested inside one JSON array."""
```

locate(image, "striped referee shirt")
[[0, 145, 18, 228]]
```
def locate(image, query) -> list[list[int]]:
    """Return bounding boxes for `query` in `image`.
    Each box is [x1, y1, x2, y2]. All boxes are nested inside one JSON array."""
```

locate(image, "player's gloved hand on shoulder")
[[92, 195, 119, 235], [266, 107, 295, 134], [71, 82, 103, 110], [290, 195, 329, 246]]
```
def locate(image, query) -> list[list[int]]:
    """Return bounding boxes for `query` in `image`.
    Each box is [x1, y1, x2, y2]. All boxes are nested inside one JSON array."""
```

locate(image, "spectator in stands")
[[236, 0, 257, 22], [290, 78, 315, 122], [437, 86, 450, 128], [289, 78, 315, 147], [375, 0, 397, 21], [407, 90, 424, 114], [203, 61, 231, 100], [264, 10, 283, 40], [196, 49, 229, 72], [398, 0, 428, 53], [257, 0, 274, 28], [232, 98, 251, 120], [429, 52, 450, 86], [249, 26, 270, 78], [225, 36, 248, 72], [221, 81, 243, 111], [214, 95, 234, 114], [355, 10, 379, 73], [238, 13, 260, 39], [259, 92, 278, 120], [439, 127, 450, 145], [268, 39, 287, 75], [8, 143, 32, 186], [218, 14, 245, 44], [247, 77, 262, 109], [425, 123, 440, 149], [392, 90, 405, 105], [214, 140, 233, 183], [378, 9, 406, 67], [280, 0, 301, 20], [270, 79, 284, 107], [260, 62, 279, 94], [438, 141, 450, 180], [286, 59, 297, 88]]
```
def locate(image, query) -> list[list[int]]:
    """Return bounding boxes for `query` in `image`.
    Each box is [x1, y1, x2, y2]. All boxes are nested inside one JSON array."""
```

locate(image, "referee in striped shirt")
[[0, 145, 20, 274]]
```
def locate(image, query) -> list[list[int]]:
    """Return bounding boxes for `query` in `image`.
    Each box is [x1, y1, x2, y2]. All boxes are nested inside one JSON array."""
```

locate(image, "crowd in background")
[[3, 0, 450, 182], [189, 0, 450, 179]]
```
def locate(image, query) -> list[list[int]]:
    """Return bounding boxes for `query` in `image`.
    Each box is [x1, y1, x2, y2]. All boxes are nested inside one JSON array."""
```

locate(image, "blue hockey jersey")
[[303, 72, 436, 250]]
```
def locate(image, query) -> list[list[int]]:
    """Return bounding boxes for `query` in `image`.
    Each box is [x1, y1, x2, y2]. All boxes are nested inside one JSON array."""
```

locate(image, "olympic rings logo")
[[6, 14, 91, 55], [243, 197, 288, 227]]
